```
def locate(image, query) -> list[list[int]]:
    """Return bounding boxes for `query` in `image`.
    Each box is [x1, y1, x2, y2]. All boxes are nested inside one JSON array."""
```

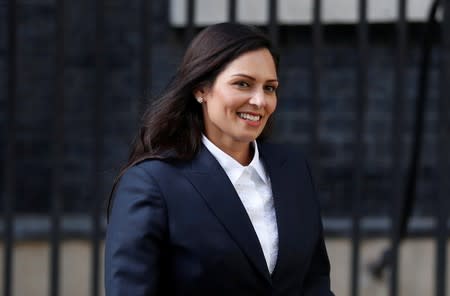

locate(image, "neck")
[[227, 144, 253, 166], [209, 137, 254, 166]]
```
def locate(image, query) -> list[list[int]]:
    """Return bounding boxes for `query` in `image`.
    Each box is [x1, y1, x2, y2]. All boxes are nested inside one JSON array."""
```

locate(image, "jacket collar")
[[182, 141, 288, 283], [201, 135, 269, 184]]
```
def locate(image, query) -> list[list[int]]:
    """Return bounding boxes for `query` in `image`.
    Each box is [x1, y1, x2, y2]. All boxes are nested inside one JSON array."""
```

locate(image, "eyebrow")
[[231, 73, 278, 83]]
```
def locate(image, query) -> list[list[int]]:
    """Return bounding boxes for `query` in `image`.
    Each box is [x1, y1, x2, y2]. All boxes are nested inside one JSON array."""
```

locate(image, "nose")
[[249, 89, 267, 108]]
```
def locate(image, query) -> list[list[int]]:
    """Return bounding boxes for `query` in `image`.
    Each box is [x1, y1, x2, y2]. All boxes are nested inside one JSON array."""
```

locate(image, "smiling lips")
[[237, 112, 263, 127], [237, 112, 261, 121]]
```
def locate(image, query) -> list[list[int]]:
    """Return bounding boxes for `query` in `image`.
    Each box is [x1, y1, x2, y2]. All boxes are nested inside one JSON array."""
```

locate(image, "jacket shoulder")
[[258, 141, 308, 165], [130, 157, 187, 175]]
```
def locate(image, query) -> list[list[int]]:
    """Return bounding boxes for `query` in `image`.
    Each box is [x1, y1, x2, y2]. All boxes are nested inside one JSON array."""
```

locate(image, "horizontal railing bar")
[[0, 216, 448, 240]]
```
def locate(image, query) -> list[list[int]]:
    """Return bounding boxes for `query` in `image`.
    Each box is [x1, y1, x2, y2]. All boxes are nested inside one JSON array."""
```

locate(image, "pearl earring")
[[196, 97, 204, 103]]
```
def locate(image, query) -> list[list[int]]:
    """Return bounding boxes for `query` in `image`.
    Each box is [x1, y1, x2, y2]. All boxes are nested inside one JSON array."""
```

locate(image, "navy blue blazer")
[[105, 142, 334, 295]]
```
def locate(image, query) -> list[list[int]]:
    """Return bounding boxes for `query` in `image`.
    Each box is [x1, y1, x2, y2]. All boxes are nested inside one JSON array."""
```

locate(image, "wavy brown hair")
[[107, 23, 279, 217]]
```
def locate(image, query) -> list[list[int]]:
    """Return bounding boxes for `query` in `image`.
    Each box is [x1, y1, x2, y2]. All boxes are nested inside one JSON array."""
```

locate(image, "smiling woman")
[[105, 22, 334, 296], [194, 48, 278, 164]]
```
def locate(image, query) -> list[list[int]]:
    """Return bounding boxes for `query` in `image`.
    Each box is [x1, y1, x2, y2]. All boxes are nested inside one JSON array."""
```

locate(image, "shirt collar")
[[201, 135, 269, 185]]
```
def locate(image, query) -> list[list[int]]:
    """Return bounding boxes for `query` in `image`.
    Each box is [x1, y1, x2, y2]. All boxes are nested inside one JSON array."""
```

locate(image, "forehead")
[[218, 48, 277, 79]]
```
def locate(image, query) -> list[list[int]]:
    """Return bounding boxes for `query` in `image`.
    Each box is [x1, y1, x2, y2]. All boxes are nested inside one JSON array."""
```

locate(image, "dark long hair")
[[107, 23, 279, 218]]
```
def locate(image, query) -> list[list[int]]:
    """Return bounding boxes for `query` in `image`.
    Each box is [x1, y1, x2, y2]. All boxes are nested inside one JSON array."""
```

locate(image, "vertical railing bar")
[[91, 0, 105, 295], [389, 0, 407, 295], [436, 1, 450, 295], [351, 1, 368, 296], [3, 1, 17, 296], [50, 0, 65, 295], [311, 0, 323, 181], [229, 0, 236, 22], [140, 0, 151, 103], [368, 0, 440, 283], [186, 0, 195, 43], [268, 0, 278, 46], [49, 0, 65, 296]]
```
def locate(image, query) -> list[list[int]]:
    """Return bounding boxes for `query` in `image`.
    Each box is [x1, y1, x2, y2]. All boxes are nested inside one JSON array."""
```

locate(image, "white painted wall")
[[170, 0, 437, 26]]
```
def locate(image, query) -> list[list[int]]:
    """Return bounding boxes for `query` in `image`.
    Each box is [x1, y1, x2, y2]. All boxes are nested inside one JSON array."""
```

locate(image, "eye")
[[264, 85, 277, 93], [235, 81, 250, 88]]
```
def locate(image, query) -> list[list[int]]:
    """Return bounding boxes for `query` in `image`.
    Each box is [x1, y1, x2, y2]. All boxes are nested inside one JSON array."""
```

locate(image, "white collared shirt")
[[202, 135, 279, 273]]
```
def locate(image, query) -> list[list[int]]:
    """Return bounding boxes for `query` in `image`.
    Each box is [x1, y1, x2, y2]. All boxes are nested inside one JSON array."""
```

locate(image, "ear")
[[193, 88, 205, 100], [193, 84, 211, 102]]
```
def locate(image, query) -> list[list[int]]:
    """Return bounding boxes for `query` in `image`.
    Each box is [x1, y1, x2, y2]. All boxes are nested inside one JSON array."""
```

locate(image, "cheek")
[[205, 98, 235, 121], [208, 89, 237, 110], [267, 98, 277, 115], [222, 96, 247, 113]]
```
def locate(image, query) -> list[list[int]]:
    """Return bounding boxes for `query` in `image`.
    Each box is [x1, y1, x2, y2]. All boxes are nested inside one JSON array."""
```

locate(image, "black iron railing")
[[4, 1, 17, 296], [2, 1, 449, 296]]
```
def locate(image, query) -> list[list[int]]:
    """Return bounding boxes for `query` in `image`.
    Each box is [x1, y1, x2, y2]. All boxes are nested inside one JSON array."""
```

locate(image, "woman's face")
[[196, 48, 278, 151]]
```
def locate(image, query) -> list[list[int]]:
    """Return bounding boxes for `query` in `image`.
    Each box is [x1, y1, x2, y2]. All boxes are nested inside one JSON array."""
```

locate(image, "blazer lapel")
[[182, 145, 271, 283], [258, 142, 292, 279]]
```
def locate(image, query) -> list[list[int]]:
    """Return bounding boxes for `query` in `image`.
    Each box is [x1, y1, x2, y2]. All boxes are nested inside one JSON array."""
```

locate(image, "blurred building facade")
[[0, 0, 449, 296], [0, 0, 443, 217]]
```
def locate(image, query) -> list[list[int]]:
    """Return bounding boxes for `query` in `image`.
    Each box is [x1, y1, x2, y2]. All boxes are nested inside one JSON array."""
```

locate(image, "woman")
[[105, 22, 334, 295]]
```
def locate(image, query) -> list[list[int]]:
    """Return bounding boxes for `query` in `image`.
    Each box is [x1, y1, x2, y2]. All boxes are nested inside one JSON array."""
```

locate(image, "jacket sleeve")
[[303, 158, 335, 296], [303, 224, 335, 296], [105, 164, 168, 296]]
